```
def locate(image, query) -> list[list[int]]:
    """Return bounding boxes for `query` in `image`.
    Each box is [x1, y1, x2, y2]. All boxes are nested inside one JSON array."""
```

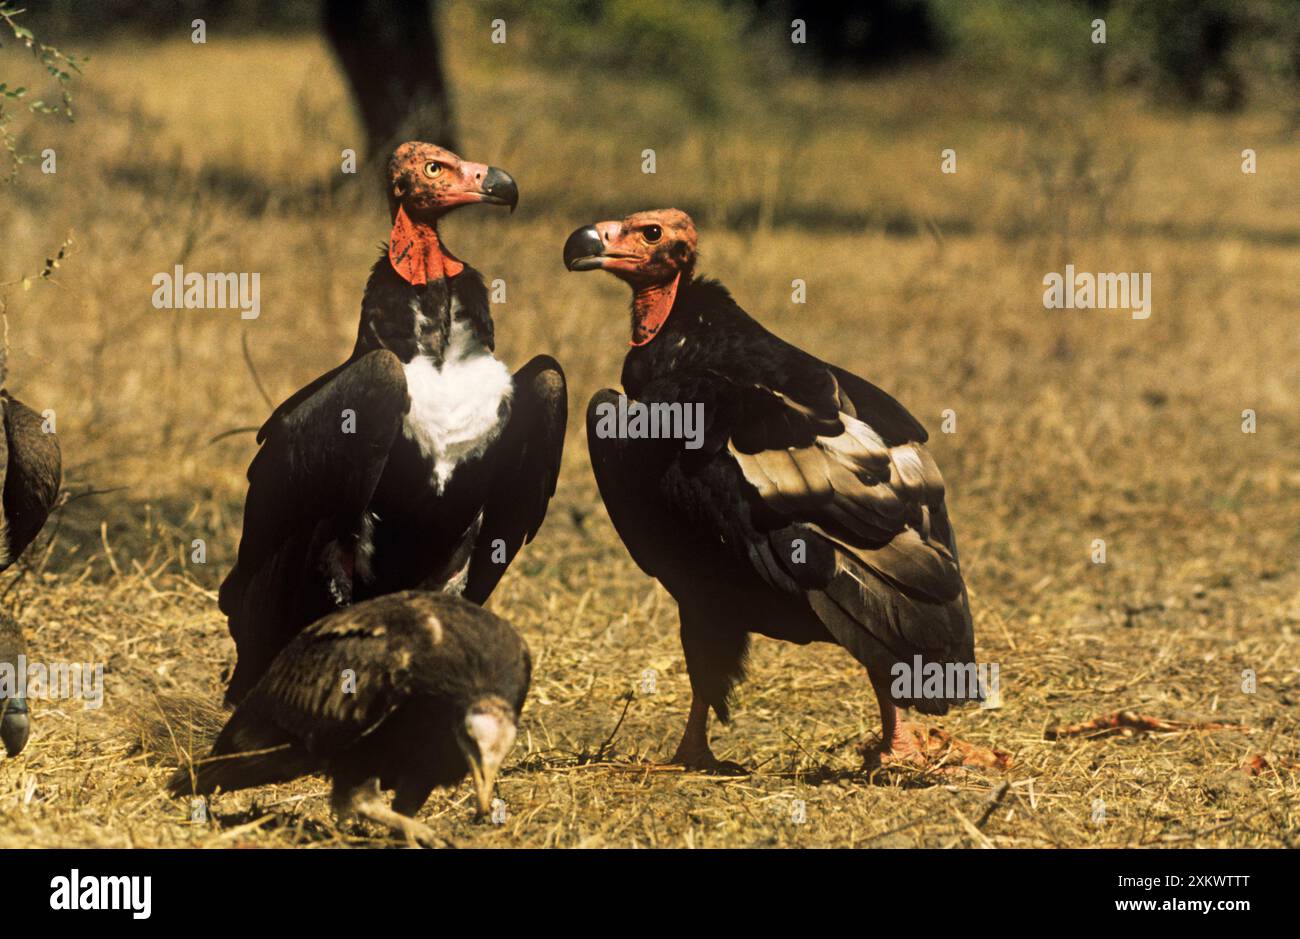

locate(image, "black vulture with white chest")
[[0, 385, 62, 759], [220, 142, 567, 704], [169, 591, 530, 846], [565, 209, 992, 772]]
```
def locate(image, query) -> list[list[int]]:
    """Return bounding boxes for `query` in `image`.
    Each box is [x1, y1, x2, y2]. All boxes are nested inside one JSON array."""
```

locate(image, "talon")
[[863, 721, 1011, 773], [669, 745, 748, 775]]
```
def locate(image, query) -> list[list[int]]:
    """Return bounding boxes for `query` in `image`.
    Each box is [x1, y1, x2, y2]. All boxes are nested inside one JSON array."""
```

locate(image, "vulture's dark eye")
[[424, 162, 444, 178], [642, 225, 663, 243]]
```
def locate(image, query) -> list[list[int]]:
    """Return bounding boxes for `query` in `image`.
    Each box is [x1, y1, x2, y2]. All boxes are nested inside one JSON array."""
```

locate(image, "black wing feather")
[[220, 349, 409, 702], [464, 356, 567, 603]]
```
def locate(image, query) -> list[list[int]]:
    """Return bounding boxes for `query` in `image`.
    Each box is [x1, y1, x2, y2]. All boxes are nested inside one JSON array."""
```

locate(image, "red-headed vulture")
[[169, 591, 531, 846], [565, 209, 984, 771], [220, 142, 566, 705], [0, 388, 61, 758]]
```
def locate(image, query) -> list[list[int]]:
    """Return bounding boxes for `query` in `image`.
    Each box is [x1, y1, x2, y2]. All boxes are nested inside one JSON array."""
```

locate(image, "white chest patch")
[[402, 319, 513, 493]]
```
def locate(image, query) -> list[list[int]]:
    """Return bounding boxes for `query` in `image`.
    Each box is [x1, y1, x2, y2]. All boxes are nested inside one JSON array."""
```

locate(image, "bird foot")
[[363, 808, 451, 849], [398, 818, 451, 849], [862, 721, 1012, 774], [337, 780, 453, 848], [667, 744, 749, 776]]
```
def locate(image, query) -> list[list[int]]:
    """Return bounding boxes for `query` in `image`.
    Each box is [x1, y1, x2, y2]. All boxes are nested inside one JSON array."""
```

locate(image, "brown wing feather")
[[729, 393, 956, 597], [723, 378, 971, 703], [808, 547, 973, 714], [242, 603, 431, 753], [749, 382, 975, 710], [0, 392, 62, 570]]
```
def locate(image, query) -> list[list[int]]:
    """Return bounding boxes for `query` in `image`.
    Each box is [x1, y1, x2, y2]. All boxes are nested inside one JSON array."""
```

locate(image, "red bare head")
[[386, 141, 518, 220], [563, 209, 697, 287], [564, 209, 699, 345]]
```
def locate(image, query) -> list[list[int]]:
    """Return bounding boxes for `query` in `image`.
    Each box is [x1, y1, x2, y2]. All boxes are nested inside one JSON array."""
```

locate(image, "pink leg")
[[871, 682, 929, 762], [866, 683, 1012, 772]]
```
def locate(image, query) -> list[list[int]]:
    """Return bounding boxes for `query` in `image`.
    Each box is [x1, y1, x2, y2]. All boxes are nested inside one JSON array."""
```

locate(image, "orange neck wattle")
[[630, 274, 680, 347], [388, 204, 464, 285]]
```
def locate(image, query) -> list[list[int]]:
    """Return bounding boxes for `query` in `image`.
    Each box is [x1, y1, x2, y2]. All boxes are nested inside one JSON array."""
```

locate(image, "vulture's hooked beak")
[[460, 701, 517, 817], [1, 697, 29, 758], [464, 163, 519, 213], [563, 225, 607, 271], [467, 756, 495, 817], [564, 221, 645, 274]]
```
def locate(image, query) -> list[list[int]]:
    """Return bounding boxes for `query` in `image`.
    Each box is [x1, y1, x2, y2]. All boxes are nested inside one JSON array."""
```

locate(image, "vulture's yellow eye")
[[424, 162, 444, 178], [642, 224, 663, 243]]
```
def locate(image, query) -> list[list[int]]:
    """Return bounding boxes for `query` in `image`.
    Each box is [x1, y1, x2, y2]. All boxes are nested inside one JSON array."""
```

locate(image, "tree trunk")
[[322, 0, 457, 159]]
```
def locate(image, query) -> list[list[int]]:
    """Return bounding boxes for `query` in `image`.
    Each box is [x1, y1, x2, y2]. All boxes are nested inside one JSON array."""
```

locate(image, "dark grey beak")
[[564, 225, 605, 271], [1, 698, 29, 758], [481, 167, 519, 213]]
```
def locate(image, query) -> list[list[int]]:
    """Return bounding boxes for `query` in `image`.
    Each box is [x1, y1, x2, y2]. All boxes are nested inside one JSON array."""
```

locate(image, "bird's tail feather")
[[809, 548, 977, 716], [167, 742, 315, 797]]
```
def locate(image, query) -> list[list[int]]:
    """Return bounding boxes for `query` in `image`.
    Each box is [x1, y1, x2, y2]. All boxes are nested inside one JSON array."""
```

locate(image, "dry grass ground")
[[0, 24, 1297, 847]]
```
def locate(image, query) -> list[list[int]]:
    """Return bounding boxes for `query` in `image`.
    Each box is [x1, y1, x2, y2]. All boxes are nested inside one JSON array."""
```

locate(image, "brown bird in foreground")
[[169, 591, 530, 846], [0, 385, 62, 759], [565, 209, 996, 772]]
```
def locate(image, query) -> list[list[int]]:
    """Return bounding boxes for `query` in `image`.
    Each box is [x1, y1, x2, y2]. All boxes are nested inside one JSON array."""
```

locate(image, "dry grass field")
[[0, 21, 1297, 848]]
